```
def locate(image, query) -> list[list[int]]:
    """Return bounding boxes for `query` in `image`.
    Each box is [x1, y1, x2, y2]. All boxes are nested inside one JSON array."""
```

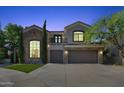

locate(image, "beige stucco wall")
[[64, 24, 88, 44]]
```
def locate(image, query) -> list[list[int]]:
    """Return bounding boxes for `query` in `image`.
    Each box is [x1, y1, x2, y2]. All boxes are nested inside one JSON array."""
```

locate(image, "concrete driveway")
[[1, 63, 124, 87]]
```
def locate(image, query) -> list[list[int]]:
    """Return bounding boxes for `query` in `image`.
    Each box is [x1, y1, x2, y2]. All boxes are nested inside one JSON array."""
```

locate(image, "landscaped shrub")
[[103, 49, 113, 64], [103, 47, 122, 65]]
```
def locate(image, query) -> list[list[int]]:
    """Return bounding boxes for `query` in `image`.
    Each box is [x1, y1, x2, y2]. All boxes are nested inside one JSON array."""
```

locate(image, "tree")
[[0, 48, 5, 62], [0, 30, 5, 47], [4, 23, 24, 63], [18, 29, 24, 63], [41, 20, 48, 64], [0, 29, 6, 62], [84, 16, 109, 44], [85, 11, 124, 65], [106, 11, 124, 64]]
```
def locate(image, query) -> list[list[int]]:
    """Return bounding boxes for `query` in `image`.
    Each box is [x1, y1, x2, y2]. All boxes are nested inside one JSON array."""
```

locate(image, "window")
[[54, 35, 62, 43], [30, 41, 40, 58], [74, 31, 83, 42]]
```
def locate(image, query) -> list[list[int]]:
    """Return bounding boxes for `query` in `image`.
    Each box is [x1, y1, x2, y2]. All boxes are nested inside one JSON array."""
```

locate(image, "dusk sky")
[[0, 6, 124, 31]]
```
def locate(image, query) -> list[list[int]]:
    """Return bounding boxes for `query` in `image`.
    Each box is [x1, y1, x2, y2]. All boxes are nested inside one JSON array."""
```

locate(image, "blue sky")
[[0, 6, 124, 31]]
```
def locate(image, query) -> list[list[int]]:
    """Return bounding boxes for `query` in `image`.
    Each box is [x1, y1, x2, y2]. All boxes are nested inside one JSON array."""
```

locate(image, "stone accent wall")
[[49, 44, 64, 50], [23, 27, 42, 64]]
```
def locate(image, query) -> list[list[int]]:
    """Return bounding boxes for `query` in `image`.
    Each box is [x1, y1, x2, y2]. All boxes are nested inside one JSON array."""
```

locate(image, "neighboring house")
[[23, 21, 104, 64]]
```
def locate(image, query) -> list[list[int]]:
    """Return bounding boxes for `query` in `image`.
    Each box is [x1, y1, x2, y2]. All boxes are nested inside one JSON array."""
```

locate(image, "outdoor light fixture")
[[99, 51, 103, 54], [65, 50, 68, 54], [48, 44, 50, 48]]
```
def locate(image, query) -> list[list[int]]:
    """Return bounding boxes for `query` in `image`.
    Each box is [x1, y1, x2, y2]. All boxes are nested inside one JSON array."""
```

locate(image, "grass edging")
[[4, 64, 44, 73]]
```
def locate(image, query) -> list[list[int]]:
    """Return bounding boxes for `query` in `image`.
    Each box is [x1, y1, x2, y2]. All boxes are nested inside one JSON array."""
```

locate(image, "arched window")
[[54, 35, 62, 43], [30, 41, 40, 58], [74, 31, 83, 42]]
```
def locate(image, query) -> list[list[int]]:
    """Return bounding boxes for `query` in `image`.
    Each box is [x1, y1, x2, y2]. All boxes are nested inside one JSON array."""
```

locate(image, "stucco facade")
[[23, 21, 104, 64]]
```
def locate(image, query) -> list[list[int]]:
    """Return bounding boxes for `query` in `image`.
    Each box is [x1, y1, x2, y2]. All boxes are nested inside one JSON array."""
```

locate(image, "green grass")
[[4, 64, 43, 73]]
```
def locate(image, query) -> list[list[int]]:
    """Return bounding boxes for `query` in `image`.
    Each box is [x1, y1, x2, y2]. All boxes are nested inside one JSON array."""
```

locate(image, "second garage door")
[[50, 50, 63, 63], [68, 50, 98, 63]]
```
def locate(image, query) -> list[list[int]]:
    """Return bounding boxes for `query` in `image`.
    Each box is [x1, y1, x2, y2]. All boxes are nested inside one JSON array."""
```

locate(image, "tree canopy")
[[4, 23, 23, 47], [85, 10, 124, 64], [4, 23, 24, 63]]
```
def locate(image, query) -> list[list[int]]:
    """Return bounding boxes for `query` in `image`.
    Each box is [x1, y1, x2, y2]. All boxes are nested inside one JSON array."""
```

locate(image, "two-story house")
[[23, 21, 104, 64]]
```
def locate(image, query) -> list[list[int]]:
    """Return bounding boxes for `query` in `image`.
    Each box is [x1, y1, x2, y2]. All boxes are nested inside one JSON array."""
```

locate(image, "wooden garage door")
[[68, 50, 98, 63], [50, 50, 63, 63]]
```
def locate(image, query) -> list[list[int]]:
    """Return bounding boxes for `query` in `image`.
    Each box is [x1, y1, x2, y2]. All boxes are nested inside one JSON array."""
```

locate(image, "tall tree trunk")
[[10, 48, 14, 63], [19, 30, 24, 63], [17, 49, 21, 64], [16, 51, 19, 63], [13, 48, 16, 63]]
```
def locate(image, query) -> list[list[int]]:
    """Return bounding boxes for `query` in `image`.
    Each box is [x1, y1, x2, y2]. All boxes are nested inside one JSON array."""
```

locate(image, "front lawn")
[[4, 64, 43, 73]]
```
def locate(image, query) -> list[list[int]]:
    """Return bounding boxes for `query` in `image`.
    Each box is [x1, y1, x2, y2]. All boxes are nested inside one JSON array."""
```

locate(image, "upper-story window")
[[54, 35, 62, 43], [73, 31, 83, 42]]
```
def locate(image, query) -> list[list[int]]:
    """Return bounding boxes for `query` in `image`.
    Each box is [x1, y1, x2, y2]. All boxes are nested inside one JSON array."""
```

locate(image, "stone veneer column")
[[98, 50, 103, 64]]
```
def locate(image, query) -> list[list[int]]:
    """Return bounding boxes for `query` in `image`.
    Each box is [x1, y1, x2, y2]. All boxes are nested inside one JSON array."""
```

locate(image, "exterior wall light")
[[99, 51, 103, 54], [48, 44, 50, 48], [65, 50, 68, 55]]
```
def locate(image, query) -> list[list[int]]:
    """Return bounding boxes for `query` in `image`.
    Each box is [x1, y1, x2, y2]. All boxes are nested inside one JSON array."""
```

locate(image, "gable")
[[23, 25, 43, 33], [64, 21, 91, 30], [23, 25, 43, 40]]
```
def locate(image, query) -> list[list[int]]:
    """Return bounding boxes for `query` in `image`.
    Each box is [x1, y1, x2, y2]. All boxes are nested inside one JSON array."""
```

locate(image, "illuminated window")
[[30, 41, 40, 58], [54, 35, 62, 43], [74, 31, 83, 41]]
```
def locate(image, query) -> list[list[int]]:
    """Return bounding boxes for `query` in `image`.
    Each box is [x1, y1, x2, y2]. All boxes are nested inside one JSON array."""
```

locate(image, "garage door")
[[50, 50, 63, 63], [68, 50, 98, 63]]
